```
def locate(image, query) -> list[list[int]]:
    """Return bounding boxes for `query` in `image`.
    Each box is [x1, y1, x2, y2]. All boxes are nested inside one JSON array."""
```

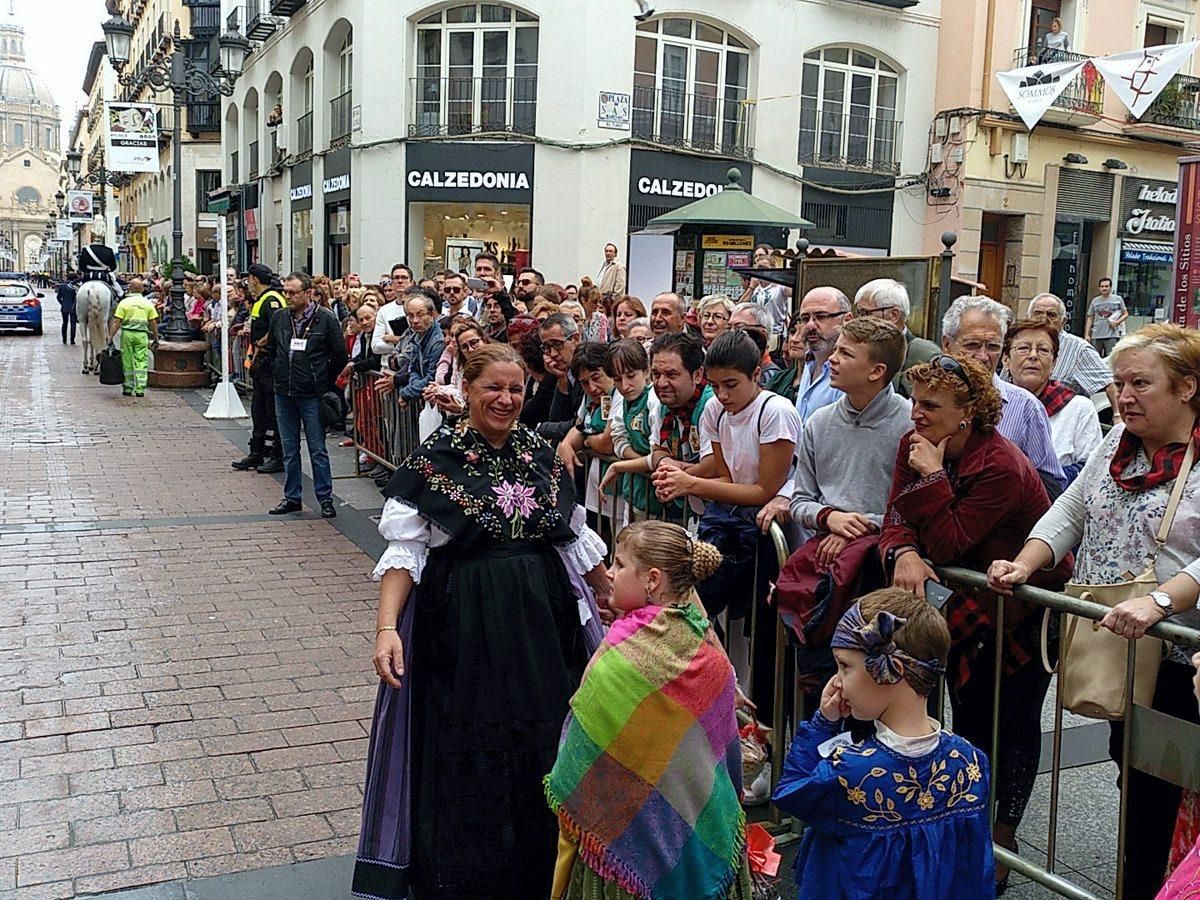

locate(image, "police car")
[[0, 279, 42, 335]]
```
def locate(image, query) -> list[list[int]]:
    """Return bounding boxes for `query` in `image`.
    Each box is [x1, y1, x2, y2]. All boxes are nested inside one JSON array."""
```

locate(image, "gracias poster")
[[106, 102, 159, 174]]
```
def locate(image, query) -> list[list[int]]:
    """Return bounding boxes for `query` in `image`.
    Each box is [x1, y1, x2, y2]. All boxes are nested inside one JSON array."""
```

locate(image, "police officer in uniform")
[[232, 263, 286, 472]]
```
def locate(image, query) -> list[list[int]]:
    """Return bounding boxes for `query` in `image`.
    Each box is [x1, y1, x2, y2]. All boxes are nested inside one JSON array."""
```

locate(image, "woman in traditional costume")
[[353, 343, 610, 900]]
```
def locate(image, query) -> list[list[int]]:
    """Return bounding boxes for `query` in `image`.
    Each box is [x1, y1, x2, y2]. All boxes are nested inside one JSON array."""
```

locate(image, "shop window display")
[[409, 201, 530, 277]]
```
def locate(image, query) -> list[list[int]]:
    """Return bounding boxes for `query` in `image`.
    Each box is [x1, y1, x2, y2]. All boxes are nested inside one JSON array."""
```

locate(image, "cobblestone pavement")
[[1, 307, 1122, 899], [0, 313, 380, 898]]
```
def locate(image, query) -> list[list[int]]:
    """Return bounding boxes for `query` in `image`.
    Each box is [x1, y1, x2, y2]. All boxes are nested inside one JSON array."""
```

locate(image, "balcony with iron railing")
[[1011, 47, 1104, 124], [186, 101, 221, 133], [188, 3, 221, 35], [799, 110, 902, 176], [246, 0, 276, 40], [330, 90, 352, 147], [409, 76, 537, 137], [270, 0, 306, 16], [631, 85, 756, 159], [1127, 73, 1200, 139], [229, 151, 239, 184], [248, 140, 259, 179], [270, 130, 283, 169], [295, 111, 313, 155]]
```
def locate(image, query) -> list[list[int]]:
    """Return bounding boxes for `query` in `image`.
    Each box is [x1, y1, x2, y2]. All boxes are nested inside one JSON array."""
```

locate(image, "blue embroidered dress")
[[773, 711, 995, 900]]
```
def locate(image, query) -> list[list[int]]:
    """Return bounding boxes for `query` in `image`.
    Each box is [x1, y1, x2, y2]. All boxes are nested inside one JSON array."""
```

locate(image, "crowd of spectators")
[[96, 242, 1200, 897]]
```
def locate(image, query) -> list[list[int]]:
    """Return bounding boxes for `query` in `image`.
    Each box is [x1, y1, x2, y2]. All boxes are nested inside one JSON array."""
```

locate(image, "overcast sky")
[[19, 0, 107, 141]]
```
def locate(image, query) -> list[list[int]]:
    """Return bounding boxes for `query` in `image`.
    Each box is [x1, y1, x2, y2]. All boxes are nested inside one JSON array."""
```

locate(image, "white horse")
[[76, 281, 114, 375]]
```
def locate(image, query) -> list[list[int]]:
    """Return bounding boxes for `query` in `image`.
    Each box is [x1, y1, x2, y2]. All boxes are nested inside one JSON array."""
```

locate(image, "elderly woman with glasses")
[[1003, 316, 1103, 484], [697, 294, 735, 347], [880, 352, 1073, 895]]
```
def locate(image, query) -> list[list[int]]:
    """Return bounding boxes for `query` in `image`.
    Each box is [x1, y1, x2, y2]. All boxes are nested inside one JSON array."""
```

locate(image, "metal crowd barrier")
[[935, 566, 1200, 900], [348, 370, 423, 474], [203, 330, 251, 393]]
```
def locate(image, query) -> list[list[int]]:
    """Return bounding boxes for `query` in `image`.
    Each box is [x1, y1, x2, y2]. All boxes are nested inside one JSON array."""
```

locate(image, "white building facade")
[[220, 0, 940, 289]]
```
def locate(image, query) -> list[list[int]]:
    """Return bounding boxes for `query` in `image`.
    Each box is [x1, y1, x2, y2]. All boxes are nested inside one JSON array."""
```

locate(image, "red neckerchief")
[[658, 382, 706, 458], [1110, 419, 1200, 493], [1037, 380, 1077, 418]]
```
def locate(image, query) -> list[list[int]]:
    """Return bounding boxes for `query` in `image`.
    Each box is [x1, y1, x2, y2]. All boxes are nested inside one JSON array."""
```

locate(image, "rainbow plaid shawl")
[[545, 601, 746, 900]]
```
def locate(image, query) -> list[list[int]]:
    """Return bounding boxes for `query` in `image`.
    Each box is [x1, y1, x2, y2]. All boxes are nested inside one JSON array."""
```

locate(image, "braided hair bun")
[[616, 521, 724, 599], [689, 539, 723, 583]]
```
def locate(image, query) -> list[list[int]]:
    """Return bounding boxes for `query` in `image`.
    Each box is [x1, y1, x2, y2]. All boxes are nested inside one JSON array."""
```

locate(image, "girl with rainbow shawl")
[[546, 521, 753, 900]]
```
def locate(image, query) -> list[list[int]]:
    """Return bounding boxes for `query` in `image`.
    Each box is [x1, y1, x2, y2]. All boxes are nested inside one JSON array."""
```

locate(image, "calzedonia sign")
[[405, 142, 534, 204], [629, 149, 753, 210]]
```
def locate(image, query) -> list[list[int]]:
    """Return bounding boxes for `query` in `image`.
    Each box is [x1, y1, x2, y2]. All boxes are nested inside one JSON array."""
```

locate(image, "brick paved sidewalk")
[[0, 324, 381, 897]]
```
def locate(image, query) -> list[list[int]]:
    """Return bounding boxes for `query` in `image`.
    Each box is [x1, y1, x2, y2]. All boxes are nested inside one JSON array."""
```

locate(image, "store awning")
[[1121, 239, 1174, 265], [646, 168, 814, 230]]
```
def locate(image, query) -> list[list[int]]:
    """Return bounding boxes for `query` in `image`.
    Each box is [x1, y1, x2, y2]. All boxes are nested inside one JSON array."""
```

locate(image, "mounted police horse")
[[75, 244, 121, 375]]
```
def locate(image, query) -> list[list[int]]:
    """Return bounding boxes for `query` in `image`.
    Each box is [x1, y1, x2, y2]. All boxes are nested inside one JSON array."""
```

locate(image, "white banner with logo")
[[106, 102, 159, 173], [66, 190, 94, 225], [1092, 42, 1200, 120], [996, 58, 1088, 130], [55, 220, 72, 241]]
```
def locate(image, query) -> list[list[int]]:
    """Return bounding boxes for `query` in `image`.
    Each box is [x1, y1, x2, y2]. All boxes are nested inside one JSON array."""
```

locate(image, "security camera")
[[634, 1, 655, 21]]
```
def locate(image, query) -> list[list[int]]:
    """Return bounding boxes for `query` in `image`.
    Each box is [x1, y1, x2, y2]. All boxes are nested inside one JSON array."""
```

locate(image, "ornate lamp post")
[[101, 13, 249, 342]]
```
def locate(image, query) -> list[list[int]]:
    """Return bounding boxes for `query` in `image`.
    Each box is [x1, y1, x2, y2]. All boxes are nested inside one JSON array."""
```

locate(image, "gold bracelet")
[[376, 625, 397, 634]]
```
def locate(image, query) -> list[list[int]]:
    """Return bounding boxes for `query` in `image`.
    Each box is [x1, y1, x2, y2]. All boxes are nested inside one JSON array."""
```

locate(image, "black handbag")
[[98, 346, 124, 385]]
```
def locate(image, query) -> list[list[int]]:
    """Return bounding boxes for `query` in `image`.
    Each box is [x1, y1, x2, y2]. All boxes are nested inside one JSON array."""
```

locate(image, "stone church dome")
[[0, 18, 56, 110]]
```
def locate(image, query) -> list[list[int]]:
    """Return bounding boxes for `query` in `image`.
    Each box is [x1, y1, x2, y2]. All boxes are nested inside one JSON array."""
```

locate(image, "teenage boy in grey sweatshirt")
[[789, 318, 913, 558]]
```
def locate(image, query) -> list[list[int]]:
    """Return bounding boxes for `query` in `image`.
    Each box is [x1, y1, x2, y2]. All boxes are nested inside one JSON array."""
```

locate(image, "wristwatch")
[[1149, 590, 1174, 618]]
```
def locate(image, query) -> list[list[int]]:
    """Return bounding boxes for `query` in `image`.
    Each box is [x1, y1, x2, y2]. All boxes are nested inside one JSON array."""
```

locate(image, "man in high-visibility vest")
[[232, 263, 286, 472], [107, 277, 160, 397]]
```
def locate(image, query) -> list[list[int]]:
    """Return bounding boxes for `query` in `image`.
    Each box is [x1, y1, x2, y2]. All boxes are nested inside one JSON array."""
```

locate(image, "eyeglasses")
[[700, 312, 730, 322], [517, 278, 537, 286], [796, 311, 847, 326], [930, 354, 976, 399], [444, 286, 464, 294], [541, 338, 574, 353], [857, 304, 897, 319], [957, 339, 1004, 355], [458, 338, 484, 352], [1009, 342, 1054, 358]]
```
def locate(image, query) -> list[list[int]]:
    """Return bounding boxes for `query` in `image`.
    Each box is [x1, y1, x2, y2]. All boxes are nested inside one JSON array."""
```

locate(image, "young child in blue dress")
[[773, 588, 995, 899]]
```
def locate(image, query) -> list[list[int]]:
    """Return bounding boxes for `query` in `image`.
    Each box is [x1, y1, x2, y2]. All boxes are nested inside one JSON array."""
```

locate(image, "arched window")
[[633, 17, 751, 156], [414, 4, 539, 136], [16, 186, 38, 204], [800, 48, 900, 174]]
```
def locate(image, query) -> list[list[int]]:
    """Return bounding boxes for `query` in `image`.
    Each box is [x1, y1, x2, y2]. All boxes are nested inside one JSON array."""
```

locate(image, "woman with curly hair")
[[879, 352, 1073, 895]]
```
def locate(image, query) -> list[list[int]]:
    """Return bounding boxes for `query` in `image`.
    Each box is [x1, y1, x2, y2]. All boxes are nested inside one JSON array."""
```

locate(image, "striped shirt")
[[995, 376, 1067, 489], [1052, 331, 1112, 396]]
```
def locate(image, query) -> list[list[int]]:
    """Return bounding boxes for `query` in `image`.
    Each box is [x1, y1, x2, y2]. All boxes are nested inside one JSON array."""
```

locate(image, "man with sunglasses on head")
[[941, 296, 1066, 495], [793, 286, 851, 426]]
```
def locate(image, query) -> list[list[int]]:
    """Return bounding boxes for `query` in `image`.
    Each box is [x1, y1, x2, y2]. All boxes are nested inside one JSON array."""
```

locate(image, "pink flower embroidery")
[[492, 481, 537, 519], [519, 451, 533, 464], [465, 451, 480, 464]]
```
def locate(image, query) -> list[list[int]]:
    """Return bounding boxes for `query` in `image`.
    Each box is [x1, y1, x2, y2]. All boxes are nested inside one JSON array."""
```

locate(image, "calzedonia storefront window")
[[405, 142, 534, 277], [291, 160, 314, 274], [324, 149, 352, 279]]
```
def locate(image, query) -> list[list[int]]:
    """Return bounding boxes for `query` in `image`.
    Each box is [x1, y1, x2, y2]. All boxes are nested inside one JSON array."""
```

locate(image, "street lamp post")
[[101, 14, 249, 342]]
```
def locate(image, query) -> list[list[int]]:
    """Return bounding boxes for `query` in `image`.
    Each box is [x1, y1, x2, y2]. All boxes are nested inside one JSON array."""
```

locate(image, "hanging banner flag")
[[106, 102, 159, 173], [66, 190, 93, 225], [1092, 42, 1199, 120], [996, 58, 1089, 130], [1170, 155, 1200, 329], [55, 220, 71, 241]]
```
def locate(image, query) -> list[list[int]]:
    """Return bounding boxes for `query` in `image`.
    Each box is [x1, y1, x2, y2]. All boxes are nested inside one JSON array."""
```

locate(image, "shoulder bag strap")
[[1154, 437, 1196, 551]]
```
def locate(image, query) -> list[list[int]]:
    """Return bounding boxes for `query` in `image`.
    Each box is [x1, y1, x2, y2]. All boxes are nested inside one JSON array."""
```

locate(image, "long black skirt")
[[354, 540, 588, 900]]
